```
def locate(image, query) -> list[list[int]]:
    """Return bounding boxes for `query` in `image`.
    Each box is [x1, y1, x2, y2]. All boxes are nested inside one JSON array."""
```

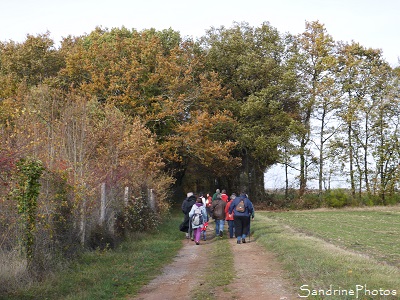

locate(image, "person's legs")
[[206, 208, 212, 220], [241, 216, 250, 243], [194, 228, 201, 244], [207, 207, 213, 220], [220, 220, 225, 233], [234, 217, 243, 243], [190, 227, 194, 240], [228, 220, 234, 238], [217, 220, 224, 237], [201, 229, 206, 241], [215, 220, 220, 235]]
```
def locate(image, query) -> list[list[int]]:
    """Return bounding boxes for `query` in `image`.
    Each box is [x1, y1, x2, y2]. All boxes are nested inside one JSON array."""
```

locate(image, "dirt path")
[[132, 222, 298, 300], [132, 237, 210, 300], [213, 237, 297, 299]]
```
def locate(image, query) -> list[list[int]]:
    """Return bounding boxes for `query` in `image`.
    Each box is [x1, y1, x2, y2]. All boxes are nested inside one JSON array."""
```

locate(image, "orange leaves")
[[163, 110, 240, 176], [1, 27, 243, 200]]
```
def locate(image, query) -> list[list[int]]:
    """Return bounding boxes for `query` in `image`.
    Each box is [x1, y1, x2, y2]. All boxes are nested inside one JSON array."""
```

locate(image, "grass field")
[[252, 206, 400, 299], [267, 208, 400, 267]]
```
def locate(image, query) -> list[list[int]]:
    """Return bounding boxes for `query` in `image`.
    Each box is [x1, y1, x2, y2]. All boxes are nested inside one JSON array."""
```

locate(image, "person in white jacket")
[[188, 197, 207, 245]]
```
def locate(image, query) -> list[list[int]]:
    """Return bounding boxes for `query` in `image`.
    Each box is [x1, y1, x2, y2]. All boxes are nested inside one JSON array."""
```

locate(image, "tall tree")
[[335, 42, 390, 201], [201, 21, 298, 200], [370, 64, 400, 204], [0, 32, 64, 94], [295, 21, 336, 198]]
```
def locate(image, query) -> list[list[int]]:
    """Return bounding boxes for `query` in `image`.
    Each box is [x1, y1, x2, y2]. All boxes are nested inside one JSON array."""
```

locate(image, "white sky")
[[1, 0, 399, 66]]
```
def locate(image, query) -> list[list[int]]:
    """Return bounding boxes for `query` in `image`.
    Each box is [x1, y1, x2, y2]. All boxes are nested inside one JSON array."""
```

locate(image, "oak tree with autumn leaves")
[[57, 26, 241, 194]]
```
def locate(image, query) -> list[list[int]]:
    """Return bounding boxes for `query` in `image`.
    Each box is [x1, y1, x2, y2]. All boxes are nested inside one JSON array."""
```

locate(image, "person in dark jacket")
[[211, 196, 226, 237], [181, 192, 197, 239], [229, 192, 254, 244]]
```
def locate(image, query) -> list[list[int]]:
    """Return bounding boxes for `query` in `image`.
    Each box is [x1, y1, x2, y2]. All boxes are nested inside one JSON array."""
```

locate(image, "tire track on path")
[[213, 237, 298, 299], [131, 221, 298, 300]]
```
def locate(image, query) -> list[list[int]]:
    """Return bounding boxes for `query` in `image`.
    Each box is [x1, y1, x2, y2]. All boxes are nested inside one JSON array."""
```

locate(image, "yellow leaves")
[[162, 109, 239, 175], [52, 27, 238, 177]]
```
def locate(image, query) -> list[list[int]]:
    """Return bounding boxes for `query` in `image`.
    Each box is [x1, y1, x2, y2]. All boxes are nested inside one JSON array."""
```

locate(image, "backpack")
[[212, 200, 225, 219], [236, 199, 245, 213], [192, 206, 203, 226]]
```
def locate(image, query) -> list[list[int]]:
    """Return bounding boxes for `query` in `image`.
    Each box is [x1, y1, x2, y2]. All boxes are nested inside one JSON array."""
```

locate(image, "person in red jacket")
[[206, 193, 213, 219], [225, 193, 236, 238], [220, 189, 229, 203]]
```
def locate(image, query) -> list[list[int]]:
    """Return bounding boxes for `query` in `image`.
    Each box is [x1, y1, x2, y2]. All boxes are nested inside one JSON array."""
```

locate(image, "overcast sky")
[[1, 0, 399, 66]]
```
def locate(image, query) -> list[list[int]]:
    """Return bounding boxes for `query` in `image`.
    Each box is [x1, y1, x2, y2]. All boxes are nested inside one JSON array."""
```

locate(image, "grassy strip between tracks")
[[192, 228, 235, 300]]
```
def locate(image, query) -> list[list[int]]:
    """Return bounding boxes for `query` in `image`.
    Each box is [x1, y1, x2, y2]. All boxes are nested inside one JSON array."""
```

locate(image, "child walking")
[[189, 197, 208, 245], [201, 221, 208, 241]]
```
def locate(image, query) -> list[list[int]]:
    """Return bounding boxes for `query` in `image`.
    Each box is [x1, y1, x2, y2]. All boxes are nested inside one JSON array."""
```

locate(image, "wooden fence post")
[[80, 197, 86, 246], [148, 188, 156, 211], [100, 182, 106, 225], [124, 186, 129, 207]]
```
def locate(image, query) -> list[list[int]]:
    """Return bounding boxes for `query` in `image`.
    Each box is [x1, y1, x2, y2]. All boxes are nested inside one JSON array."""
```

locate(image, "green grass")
[[192, 236, 235, 300], [252, 208, 400, 299], [267, 208, 400, 267], [2, 213, 184, 300]]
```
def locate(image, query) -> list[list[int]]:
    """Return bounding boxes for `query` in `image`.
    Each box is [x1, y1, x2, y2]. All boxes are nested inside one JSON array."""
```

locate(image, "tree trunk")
[[318, 108, 326, 204], [363, 116, 370, 194], [285, 161, 289, 200], [348, 123, 356, 200], [250, 165, 266, 202], [299, 137, 307, 197]]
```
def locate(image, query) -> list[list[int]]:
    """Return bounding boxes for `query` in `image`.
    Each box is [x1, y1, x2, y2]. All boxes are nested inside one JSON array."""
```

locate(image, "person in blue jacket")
[[229, 191, 254, 244]]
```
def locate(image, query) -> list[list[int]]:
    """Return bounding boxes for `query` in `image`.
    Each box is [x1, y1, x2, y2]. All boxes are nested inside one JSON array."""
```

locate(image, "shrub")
[[361, 194, 376, 206], [88, 224, 115, 251], [301, 192, 320, 209], [122, 196, 160, 233], [324, 189, 350, 208], [383, 193, 400, 205], [11, 157, 44, 268]]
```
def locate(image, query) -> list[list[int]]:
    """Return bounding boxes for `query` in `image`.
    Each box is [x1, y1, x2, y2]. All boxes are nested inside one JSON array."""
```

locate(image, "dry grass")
[[0, 249, 27, 293]]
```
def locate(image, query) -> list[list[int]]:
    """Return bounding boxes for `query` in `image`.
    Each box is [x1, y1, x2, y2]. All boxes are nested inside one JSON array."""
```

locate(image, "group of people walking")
[[180, 189, 255, 245]]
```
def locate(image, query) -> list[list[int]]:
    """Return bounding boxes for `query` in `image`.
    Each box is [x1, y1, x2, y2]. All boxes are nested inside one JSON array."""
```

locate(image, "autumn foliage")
[[0, 27, 243, 279], [1, 21, 399, 288]]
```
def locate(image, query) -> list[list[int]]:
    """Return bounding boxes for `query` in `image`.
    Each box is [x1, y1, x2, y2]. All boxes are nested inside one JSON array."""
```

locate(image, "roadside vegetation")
[[1, 212, 184, 300]]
